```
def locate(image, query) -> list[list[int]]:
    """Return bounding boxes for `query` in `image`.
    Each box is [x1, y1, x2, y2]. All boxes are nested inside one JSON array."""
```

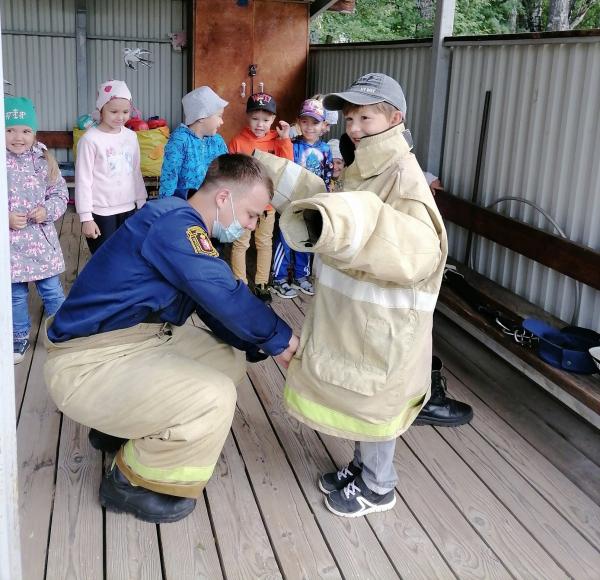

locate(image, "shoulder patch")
[[186, 226, 219, 257]]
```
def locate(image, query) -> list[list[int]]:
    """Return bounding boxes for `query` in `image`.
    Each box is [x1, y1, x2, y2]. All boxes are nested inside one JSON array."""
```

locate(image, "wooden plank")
[[234, 376, 343, 580], [433, 323, 600, 507], [245, 359, 403, 579], [205, 432, 282, 580], [434, 310, 600, 470], [17, 209, 81, 580], [104, 456, 162, 580], [438, 424, 600, 579], [434, 350, 600, 550], [435, 190, 600, 291], [46, 420, 103, 580], [437, 282, 600, 417], [16, 325, 62, 580], [391, 437, 511, 579], [318, 434, 456, 580], [403, 428, 569, 579], [160, 495, 224, 580], [37, 130, 74, 149]]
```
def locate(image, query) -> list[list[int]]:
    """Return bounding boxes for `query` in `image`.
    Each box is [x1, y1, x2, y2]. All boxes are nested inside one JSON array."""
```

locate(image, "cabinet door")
[[253, 1, 309, 127], [192, 0, 308, 144], [193, 0, 255, 143]]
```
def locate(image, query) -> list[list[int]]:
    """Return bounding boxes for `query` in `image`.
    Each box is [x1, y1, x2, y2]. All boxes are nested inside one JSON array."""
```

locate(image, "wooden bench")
[[434, 190, 600, 429]]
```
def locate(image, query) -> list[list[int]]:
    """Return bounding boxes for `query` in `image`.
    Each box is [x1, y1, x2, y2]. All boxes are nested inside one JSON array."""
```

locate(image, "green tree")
[[310, 0, 599, 42]]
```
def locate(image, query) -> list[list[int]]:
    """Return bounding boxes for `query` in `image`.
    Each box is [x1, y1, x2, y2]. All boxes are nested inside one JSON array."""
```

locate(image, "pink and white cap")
[[95, 79, 132, 112]]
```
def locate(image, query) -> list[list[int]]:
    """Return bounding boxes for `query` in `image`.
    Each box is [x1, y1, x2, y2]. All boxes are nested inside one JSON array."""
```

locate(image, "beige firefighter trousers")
[[230, 207, 276, 285], [43, 318, 246, 498]]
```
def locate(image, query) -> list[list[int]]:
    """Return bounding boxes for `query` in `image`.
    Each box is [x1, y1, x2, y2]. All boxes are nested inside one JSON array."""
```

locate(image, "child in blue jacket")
[[159, 87, 228, 198]]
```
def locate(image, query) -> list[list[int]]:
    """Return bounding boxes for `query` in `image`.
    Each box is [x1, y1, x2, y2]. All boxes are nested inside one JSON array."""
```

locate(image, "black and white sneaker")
[[325, 475, 396, 518], [319, 461, 362, 494]]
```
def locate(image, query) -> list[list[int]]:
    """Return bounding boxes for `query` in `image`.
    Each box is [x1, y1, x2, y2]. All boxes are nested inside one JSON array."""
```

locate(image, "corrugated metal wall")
[[442, 41, 600, 331], [308, 44, 432, 161], [87, 0, 187, 128], [2, 0, 77, 160], [309, 39, 600, 331], [1, 0, 187, 161]]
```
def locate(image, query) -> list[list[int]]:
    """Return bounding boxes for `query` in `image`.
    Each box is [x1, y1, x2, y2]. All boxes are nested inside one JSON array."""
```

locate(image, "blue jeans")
[[273, 230, 311, 282], [12, 276, 65, 339]]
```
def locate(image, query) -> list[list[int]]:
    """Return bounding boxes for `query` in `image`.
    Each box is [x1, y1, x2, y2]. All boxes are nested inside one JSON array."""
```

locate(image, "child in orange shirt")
[[228, 93, 293, 303]]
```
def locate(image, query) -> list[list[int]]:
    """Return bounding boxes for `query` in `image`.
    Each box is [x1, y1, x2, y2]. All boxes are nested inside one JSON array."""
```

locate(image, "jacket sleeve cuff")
[[79, 212, 93, 222], [258, 317, 293, 356]]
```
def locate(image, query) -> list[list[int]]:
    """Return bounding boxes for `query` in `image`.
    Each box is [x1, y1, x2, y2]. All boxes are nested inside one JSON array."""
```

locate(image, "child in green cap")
[[6, 96, 68, 363]]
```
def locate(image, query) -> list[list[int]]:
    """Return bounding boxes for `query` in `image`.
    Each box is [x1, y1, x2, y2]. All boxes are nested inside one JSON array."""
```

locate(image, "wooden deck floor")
[[15, 208, 600, 580]]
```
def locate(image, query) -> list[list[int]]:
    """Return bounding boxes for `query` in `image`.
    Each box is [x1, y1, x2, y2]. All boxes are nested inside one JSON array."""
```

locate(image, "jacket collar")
[[351, 123, 411, 180]]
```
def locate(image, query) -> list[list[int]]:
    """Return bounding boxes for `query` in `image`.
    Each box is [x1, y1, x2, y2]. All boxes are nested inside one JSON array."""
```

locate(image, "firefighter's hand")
[[274, 334, 300, 370], [82, 220, 101, 239]]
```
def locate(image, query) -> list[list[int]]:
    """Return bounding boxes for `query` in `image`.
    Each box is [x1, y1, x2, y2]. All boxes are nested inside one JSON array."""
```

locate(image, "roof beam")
[[310, 0, 340, 19]]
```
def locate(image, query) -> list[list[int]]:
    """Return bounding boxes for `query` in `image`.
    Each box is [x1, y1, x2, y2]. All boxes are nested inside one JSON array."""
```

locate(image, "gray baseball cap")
[[182, 86, 228, 125], [322, 73, 406, 117]]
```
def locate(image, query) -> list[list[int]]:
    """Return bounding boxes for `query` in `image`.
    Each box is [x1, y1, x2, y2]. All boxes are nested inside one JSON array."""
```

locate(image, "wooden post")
[[421, 0, 455, 176], [0, 24, 23, 580], [76, 0, 88, 118]]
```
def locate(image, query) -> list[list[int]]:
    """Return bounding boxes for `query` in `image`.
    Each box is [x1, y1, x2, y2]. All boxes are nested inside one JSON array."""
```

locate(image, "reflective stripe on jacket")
[[255, 123, 448, 441]]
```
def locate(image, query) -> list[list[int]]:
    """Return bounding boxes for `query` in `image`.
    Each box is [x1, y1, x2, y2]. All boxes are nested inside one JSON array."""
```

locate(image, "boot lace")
[[432, 372, 448, 398], [343, 481, 360, 499], [337, 466, 353, 481]]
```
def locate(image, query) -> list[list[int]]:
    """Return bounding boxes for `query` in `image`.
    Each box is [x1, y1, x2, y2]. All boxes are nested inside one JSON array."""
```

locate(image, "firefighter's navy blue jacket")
[[48, 196, 292, 358]]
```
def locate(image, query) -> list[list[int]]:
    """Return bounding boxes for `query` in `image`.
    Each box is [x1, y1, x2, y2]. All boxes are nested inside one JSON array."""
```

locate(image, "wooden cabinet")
[[193, 0, 309, 144]]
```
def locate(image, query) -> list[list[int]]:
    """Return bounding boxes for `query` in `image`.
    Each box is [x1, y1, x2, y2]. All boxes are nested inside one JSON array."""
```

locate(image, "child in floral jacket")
[[6, 97, 68, 363]]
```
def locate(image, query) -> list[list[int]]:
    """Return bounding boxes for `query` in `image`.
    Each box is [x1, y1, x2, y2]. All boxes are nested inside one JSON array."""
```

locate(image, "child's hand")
[[429, 179, 442, 196], [274, 334, 300, 370], [27, 206, 47, 224], [82, 220, 101, 239], [9, 212, 27, 230], [276, 121, 291, 140]]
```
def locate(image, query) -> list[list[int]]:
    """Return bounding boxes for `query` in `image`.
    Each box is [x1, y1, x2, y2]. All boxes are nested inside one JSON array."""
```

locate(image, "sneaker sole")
[[99, 493, 196, 524], [413, 410, 474, 427], [290, 284, 314, 296], [318, 479, 335, 495], [324, 493, 396, 518], [269, 289, 297, 299]]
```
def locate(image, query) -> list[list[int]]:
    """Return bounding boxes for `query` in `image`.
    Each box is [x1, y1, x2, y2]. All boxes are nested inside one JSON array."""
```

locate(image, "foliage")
[[310, 0, 599, 42]]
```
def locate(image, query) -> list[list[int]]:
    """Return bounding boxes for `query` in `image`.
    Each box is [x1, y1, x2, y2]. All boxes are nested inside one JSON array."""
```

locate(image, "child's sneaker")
[[325, 475, 396, 518], [270, 280, 297, 299], [292, 276, 314, 296], [253, 283, 273, 305], [319, 461, 362, 494], [14, 338, 30, 364]]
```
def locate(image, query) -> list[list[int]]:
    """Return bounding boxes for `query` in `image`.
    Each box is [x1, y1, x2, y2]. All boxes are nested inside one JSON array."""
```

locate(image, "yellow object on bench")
[[72, 125, 170, 178]]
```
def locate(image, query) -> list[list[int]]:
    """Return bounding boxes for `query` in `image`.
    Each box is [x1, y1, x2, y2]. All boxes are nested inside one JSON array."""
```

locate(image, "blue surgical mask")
[[212, 193, 246, 243]]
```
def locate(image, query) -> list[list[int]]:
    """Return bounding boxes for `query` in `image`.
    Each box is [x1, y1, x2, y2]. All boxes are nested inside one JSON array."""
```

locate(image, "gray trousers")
[[353, 439, 398, 494]]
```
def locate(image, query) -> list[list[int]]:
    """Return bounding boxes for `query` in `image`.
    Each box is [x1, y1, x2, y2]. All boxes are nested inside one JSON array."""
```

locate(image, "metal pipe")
[[463, 90, 491, 265], [0, 19, 23, 580]]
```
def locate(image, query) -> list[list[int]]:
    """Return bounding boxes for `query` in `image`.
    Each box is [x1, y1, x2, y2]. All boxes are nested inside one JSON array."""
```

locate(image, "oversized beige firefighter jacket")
[[254, 123, 448, 442]]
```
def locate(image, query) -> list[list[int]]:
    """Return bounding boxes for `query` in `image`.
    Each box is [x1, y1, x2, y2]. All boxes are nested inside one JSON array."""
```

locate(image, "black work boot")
[[413, 356, 474, 427], [89, 428, 127, 453], [99, 463, 196, 524]]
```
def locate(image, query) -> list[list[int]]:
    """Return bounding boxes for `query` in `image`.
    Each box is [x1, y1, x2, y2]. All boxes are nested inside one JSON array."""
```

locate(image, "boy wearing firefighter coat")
[[254, 73, 464, 518]]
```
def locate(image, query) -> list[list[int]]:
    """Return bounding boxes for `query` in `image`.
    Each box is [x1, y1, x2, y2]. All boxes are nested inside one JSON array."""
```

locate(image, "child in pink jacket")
[[75, 80, 146, 254]]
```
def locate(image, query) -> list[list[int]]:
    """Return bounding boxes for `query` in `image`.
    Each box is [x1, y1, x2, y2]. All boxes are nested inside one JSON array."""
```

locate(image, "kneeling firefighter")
[[43, 154, 299, 524]]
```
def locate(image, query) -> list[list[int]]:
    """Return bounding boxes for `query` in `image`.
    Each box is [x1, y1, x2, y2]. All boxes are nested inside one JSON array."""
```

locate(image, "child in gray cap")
[[159, 87, 228, 198]]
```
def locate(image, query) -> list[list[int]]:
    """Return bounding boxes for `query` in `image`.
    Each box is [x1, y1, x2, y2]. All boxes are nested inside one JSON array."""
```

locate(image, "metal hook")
[[259, 82, 264, 93], [241, 82, 246, 98]]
